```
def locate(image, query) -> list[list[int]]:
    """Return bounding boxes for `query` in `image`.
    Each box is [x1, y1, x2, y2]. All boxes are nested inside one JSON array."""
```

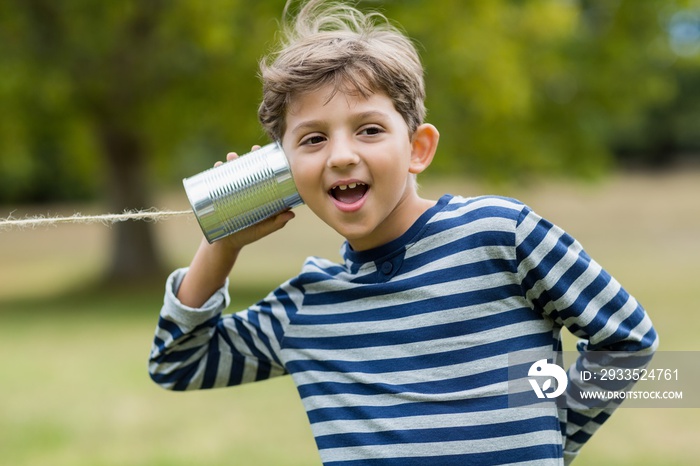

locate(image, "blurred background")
[[0, 1, 698, 465]]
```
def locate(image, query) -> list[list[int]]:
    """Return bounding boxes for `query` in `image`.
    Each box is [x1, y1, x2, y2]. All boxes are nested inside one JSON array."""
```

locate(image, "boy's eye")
[[301, 135, 326, 146], [360, 126, 384, 136]]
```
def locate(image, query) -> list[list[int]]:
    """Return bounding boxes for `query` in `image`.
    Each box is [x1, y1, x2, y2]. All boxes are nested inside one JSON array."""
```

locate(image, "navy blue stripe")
[[150, 318, 214, 390], [303, 256, 517, 309], [298, 366, 507, 399], [559, 268, 609, 318], [152, 335, 165, 354], [201, 335, 220, 389], [255, 359, 272, 381], [522, 229, 576, 289], [231, 317, 274, 369], [149, 363, 199, 391], [285, 301, 534, 351], [536, 267, 611, 331], [246, 309, 280, 367], [304, 262, 348, 279], [639, 327, 658, 350], [151, 344, 201, 365], [316, 416, 558, 449], [434, 202, 521, 227], [341, 198, 519, 268], [287, 332, 552, 376], [594, 311, 650, 351], [271, 284, 298, 338], [297, 282, 524, 336], [614, 327, 658, 353], [226, 349, 246, 386], [563, 273, 618, 337], [542, 249, 591, 302], [324, 445, 562, 466], [154, 316, 218, 362], [402, 235, 515, 277], [517, 216, 553, 265], [300, 269, 519, 326], [409, 257, 517, 290], [304, 200, 521, 289], [156, 316, 184, 342], [208, 322, 246, 386], [151, 317, 219, 366], [307, 393, 510, 424]]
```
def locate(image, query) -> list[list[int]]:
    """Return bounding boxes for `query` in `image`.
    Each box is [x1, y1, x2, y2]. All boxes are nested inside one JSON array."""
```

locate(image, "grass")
[[1, 170, 699, 465], [0, 290, 319, 466]]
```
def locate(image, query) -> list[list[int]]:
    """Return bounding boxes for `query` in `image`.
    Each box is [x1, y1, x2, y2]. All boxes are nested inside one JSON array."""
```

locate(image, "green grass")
[[0, 290, 319, 466], [1, 171, 699, 465]]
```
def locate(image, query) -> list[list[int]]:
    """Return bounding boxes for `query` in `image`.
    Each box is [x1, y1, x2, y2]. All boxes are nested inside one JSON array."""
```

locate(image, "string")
[[0, 208, 192, 231]]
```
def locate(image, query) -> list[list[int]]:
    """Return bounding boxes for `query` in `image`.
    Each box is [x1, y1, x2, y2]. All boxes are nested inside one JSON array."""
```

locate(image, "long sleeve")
[[515, 206, 658, 464], [148, 268, 297, 391]]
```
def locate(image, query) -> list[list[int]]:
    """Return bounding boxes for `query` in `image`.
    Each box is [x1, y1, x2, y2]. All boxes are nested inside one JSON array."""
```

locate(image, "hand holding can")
[[183, 142, 304, 243]]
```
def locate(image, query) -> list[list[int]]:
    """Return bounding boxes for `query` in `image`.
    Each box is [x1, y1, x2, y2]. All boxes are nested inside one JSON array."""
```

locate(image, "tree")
[[0, 0, 286, 282]]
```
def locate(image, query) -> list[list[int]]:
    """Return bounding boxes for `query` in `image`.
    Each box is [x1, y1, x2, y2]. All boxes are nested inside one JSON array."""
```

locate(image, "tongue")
[[334, 185, 367, 204]]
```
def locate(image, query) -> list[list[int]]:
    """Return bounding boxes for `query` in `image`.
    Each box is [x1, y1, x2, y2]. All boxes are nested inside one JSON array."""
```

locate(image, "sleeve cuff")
[[161, 267, 231, 329]]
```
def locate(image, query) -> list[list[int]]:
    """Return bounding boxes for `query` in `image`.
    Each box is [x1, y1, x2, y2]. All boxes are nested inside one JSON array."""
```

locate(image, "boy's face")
[[281, 85, 434, 251]]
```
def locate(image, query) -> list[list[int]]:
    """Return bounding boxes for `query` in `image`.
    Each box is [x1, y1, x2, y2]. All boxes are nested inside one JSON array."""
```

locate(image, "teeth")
[[334, 182, 365, 191]]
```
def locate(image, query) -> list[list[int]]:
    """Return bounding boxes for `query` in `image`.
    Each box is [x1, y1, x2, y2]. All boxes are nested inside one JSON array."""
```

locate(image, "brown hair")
[[258, 0, 426, 141]]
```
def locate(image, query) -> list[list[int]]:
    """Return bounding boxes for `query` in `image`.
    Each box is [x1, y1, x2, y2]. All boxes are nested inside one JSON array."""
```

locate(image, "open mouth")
[[329, 182, 369, 204]]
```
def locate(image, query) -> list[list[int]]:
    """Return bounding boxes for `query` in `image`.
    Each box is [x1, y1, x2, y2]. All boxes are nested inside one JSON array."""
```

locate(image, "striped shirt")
[[149, 194, 657, 465]]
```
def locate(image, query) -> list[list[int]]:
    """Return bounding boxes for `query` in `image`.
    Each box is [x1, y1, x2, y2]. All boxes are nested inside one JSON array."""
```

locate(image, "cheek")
[[289, 157, 320, 197]]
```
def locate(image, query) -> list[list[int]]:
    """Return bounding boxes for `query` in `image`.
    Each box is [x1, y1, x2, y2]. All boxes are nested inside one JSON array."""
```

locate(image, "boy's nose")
[[326, 139, 360, 169]]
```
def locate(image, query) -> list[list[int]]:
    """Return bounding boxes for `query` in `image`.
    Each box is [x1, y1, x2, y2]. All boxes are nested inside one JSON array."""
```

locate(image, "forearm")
[[177, 238, 240, 308], [177, 210, 295, 308]]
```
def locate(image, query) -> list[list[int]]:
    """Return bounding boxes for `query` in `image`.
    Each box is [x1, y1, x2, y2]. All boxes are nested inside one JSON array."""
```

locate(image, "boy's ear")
[[409, 123, 439, 175]]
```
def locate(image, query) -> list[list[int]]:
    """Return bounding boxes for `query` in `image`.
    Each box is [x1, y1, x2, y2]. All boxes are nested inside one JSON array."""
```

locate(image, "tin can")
[[182, 142, 303, 243]]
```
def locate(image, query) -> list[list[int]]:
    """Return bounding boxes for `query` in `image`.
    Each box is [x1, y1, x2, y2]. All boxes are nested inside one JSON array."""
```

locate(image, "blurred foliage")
[[0, 0, 698, 203], [0, 0, 285, 204], [386, 0, 694, 181], [613, 4, 700, 167]]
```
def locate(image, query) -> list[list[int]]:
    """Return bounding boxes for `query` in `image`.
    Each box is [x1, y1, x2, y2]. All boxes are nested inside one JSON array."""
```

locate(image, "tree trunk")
[[99, 123, 164, 283]]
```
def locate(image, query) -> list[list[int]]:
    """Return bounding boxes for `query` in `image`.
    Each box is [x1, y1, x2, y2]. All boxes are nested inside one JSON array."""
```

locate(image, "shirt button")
[[380, 262, 393, 275]]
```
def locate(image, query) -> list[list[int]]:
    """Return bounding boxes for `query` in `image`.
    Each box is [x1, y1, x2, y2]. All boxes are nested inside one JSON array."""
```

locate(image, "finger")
[[226, 152, 239, 162], [251, 145, 261, 151], [214, 161, 223, 167], [275, 210, 296, 225], [259, 210, 296, 236], [223, 210, 295, 250]]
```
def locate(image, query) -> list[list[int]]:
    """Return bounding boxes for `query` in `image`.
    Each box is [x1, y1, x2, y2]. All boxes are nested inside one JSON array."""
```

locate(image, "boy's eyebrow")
[[290, 111, 391, 136], [355, 110, 391, 122], [290, 120, 325, 136]]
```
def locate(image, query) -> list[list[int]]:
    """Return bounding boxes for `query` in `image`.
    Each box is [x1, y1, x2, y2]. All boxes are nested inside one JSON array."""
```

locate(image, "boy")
[[149, 1, 657, 465]]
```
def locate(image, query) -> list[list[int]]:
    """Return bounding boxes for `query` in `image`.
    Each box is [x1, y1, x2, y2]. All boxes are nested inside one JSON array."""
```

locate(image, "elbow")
[[596, 318, 659, 355], [148, 366, 180, 391], [636, 326, 660, 355], [148, 360, 194, 392]]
